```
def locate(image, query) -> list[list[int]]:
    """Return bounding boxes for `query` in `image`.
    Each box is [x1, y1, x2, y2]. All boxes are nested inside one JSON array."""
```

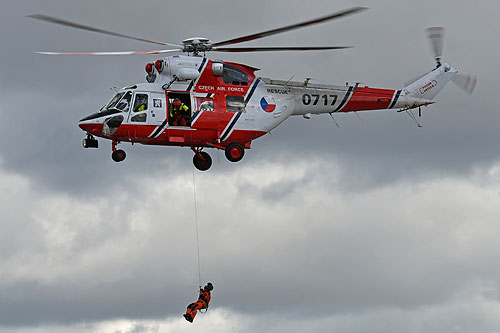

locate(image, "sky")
[[1, 0, 500, 332]]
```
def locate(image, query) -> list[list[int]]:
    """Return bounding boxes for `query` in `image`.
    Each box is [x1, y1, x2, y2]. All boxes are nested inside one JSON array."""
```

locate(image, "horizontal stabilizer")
[[451, 73, 477, 95]]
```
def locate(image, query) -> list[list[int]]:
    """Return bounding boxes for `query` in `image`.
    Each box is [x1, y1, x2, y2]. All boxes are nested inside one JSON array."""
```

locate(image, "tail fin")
[[403, 27, 476, 100], [403, 64, 457, 100]]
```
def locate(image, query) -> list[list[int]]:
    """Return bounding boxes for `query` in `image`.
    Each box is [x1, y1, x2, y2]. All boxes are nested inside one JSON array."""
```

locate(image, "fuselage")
[[79, 55, 435, 150]]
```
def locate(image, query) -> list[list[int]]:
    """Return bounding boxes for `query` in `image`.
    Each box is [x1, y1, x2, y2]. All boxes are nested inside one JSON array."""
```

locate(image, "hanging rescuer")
[[183, 282, 214, 323]]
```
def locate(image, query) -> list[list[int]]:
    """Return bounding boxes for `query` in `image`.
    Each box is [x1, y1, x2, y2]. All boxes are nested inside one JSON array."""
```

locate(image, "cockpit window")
[[222, 64, 248, 85], [105, 92, 124, 110], [133, 94, 149, 112], [115, 91, 132, 112]]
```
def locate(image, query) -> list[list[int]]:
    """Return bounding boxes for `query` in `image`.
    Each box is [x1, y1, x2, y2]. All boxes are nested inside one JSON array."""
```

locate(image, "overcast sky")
[[1, 0, 500, 332]]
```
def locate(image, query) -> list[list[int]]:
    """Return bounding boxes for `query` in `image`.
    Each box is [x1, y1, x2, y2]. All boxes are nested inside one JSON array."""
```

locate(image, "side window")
[[196, 97, 214, 112], [131, 113, 147, 122], [222, 64, 248, 85], [133, 93, 148, 112], [226, 96, 245, 112]]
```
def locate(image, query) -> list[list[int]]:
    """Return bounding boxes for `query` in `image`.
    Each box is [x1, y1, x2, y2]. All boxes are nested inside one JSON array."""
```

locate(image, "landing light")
[[145, 62, 154, 75], [155, 59, 165, 73], [145, 62, 156, 83]]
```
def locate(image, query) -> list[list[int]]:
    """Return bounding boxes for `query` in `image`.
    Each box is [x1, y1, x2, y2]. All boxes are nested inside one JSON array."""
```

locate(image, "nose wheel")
[[111, 141, 126, 162], [192, 148, 212, 171]]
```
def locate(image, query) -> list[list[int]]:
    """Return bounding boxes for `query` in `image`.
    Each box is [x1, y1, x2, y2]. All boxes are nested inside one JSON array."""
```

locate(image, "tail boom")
[[287, 82, 434, 117]]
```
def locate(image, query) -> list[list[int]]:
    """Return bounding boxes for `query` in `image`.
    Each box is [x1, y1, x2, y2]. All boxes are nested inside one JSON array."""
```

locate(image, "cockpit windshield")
[[104, 92, 133, 112], [105, 92, 124, 110], [115, 92, 132, 112]]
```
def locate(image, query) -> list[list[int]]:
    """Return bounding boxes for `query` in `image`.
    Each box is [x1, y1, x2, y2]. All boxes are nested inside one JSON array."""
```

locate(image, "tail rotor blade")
[[451, 73, 477, 95], [426, 27, 444, 64]]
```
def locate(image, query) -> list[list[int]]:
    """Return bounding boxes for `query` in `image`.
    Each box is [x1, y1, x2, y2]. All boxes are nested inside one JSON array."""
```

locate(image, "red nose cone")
[[145, 63, 153, 74], [79, 122, 100, 134]]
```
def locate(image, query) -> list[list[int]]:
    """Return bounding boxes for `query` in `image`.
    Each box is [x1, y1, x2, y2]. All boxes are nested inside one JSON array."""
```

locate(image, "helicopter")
[[29, 8, 476, 171]]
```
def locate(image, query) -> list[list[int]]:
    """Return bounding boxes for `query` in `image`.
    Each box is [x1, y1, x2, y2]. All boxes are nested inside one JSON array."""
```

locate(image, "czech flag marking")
[[260, 96, 276, 112]]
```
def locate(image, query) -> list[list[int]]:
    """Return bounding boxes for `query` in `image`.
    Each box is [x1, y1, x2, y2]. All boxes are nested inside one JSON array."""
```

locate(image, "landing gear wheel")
[[193, 152, 212, 171], [112, 149, 126, 162], [225, 142, 245, 162]]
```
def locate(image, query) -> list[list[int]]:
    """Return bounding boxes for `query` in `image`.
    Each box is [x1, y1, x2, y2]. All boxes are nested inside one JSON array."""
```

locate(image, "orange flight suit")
[[184, 288, 211, 322]]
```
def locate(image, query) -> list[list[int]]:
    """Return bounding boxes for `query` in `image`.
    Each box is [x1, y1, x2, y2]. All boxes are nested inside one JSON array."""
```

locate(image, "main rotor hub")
[[182, 37, 213, 55]]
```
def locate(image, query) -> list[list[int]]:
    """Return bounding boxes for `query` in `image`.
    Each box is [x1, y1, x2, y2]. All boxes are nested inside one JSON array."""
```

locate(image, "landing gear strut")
[[192, 147, 212, 171], [111, 140, 126, 162]]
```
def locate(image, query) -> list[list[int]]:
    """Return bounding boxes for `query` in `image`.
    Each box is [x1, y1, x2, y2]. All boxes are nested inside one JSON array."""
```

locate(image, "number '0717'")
[[302, 94, 338, 106]]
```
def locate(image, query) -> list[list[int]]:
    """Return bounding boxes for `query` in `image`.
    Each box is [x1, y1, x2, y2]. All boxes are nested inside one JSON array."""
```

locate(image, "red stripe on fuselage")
[[79, 123, 263, 148], [341, 87, 396, 112]]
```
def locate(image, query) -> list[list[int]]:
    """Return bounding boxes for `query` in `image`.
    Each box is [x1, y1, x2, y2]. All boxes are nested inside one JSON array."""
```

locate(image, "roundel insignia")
[[260, 96, 276, 112]]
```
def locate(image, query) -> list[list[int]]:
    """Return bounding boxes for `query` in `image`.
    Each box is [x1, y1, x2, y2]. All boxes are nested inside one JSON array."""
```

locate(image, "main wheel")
[[225, 142, 245, 162], [112, 149, 126, 162], [193, 152, 212, 171]]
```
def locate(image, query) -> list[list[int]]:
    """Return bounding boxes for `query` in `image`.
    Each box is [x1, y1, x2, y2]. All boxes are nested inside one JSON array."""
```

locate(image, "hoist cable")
[[192, 167, 202, 288]]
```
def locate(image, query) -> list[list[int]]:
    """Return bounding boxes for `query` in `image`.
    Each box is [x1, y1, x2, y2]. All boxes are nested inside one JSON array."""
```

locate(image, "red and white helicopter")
[[29, 7, 476, 171]]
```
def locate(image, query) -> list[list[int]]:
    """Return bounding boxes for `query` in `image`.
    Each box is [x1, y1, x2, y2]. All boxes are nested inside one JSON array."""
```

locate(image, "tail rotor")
[[451, 73, 477, 95], [426, 27, 445, 68], [405, 26, 477, 96]]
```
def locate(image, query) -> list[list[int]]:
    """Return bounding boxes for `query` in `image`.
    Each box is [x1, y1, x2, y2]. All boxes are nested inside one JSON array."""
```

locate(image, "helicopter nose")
[[78, 111, 103, 134], [78, 119, 99, 134]]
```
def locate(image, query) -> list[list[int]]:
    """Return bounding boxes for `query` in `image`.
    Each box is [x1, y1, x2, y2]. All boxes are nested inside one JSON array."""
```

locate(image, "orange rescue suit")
[[185, 288, 211, 321]]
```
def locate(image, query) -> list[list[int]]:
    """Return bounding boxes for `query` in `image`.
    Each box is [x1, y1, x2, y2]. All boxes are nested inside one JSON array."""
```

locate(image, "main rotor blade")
[[36, 49, 182, 56], [27, 14, 182, 48], [212, 46, 352, 52], [212, 7, 367, 47]]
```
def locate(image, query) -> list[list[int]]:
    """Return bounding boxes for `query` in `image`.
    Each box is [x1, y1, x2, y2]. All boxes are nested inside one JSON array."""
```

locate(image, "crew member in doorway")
[[170, 98, 190, 126], [183, 282, 213, 323]]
